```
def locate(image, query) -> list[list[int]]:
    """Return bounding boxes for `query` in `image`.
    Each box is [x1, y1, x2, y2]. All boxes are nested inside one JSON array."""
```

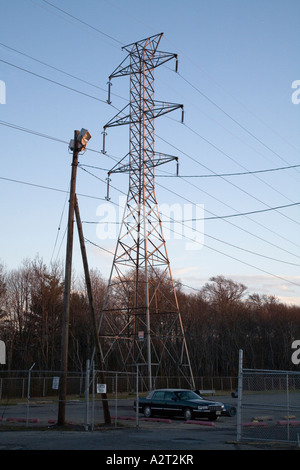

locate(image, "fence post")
[[286, 373, 290, 442], [236, 349, 243, 442], [26, 363, 35, 427], [115, 372, 118, 427], [85, 359, 90, 431], [91, 362, 95, 431], [136, 365, 139, 428]]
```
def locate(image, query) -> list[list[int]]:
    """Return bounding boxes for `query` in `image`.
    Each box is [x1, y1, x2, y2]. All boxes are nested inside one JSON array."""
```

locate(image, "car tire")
[[228, 406, 236, 417], [183, 408, 193, 421], [143, 406, 152, 418]]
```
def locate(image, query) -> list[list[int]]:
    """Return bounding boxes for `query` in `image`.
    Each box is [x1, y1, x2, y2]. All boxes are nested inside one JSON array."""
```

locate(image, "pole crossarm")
[[108, 152, 178, 175], [103, 101, 183, 129], [108, 33, 178, 79]]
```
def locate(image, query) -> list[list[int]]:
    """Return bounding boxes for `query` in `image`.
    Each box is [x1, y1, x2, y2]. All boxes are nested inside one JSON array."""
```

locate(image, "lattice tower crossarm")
[[99, 33, 195, 390]]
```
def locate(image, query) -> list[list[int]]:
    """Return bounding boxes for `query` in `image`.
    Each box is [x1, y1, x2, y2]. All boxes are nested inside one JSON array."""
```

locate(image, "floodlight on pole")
[[69, 128, 92, 152]]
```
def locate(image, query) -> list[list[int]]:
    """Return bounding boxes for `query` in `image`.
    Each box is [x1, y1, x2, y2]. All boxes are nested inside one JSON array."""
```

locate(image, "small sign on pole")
[[52, 376, 60, 390], [97, 383, 107, 394], [138, 331, 144, 341]]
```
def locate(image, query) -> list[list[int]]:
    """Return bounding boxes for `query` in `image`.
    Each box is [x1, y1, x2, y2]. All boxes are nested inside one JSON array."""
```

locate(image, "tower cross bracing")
[[99, 33, 195, 390]]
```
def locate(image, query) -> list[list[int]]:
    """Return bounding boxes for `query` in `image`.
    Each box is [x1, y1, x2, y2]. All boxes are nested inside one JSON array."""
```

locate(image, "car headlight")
[[198, 406, 208, 410]]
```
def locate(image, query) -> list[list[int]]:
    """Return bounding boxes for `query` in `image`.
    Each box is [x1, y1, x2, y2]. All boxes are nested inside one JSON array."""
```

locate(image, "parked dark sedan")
[[134, 388, 225, 421]]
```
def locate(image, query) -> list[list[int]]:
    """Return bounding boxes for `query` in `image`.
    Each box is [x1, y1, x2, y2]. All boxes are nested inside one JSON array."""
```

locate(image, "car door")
[[150, 391, 165, 415], [163, 391, 181, 416]]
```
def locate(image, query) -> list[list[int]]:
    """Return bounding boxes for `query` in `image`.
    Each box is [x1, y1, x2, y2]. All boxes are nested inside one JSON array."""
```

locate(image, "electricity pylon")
[[99, 33, 195, 390]]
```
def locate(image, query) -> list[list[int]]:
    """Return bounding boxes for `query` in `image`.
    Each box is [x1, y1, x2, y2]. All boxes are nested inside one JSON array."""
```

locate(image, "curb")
[[185, 420, 215, 426], [5, 417, 40, 423]]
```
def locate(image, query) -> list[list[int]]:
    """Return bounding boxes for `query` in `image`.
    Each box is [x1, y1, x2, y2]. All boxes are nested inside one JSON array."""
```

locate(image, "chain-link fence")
[[0, 366, 238, 429], [0, 364, 138, 429], [237, 354, 300, 445]]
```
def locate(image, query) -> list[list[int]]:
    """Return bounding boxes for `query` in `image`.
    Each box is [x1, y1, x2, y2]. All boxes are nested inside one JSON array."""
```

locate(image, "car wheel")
[[143, 406, 152, 418], [183, 408, 193, 421], [228, 406, 236, 417]]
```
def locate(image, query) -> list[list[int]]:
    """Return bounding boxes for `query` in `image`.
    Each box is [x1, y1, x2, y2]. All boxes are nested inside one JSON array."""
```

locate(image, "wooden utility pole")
[[57, 130, 80, 426], [74, 196, 111, 425]]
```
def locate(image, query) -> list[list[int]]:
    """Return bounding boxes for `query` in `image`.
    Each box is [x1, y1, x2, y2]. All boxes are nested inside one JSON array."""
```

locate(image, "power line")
[[157, 163, 300, 178], [185, 121, 297, 211], [0, 175, 107, 201], [86, 234, 203, 293], [103, 87, 299, 228], [1, 49, 298, 257], [84, 213, 300, 286], [0, 42, 127, 102], [167, 224, 300, 288], [78, 165, 300, 267], [161, 212, 300, 267], [82, 201, 300, 223], [1, 47, 296, 217], [1, 117, 297, 204], [7, 8, 296, 203], [157, 131, 300, 229], [156, 178, 300, 257], [2, 157, 296, 292], [77, 141, 300, 261], [41, 0, 124, 46], [2, 17, 298, 296], [0, 42, 106, 92], [0, 120, 68, 144], [177, 72, 300, 170], [0, 120, 119, 164], [83, 206, 300, 267], [1, 116, 297, 231], [177, 202, 300, 222], [3, 115, 297, 263], [103, 99, 300, 234], [0, 58, 108, 104]]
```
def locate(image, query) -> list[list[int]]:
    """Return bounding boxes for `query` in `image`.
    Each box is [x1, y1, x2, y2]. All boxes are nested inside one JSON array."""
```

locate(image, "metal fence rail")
[[0, 371, 238, 400]]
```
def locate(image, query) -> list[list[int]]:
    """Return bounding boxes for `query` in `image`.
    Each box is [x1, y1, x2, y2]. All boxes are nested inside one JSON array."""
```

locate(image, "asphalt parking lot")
[[0, 420, 238, 451], [0, 394, 241, 451], [0, 394, 298, 451]]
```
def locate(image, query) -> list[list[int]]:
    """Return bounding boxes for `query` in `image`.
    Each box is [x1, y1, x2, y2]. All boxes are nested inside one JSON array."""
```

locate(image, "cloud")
[[173, 266, 198, 277]]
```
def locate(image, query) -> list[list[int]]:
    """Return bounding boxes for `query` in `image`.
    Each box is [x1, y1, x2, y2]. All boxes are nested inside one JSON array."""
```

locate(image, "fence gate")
[[237, 350, 300, 446]]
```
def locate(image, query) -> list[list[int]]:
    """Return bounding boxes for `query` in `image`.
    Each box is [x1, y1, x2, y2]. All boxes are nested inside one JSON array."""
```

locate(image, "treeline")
[[0, 257, 299, 375]]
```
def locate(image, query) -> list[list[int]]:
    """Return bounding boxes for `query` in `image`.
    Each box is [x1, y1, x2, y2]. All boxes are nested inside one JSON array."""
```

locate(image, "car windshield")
[[175, 390, 200, 401]]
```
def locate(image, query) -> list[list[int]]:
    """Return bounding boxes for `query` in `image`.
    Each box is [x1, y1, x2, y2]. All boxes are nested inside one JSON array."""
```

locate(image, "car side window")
[[152, 391, 165, 400], [164, 392, 173, 400]]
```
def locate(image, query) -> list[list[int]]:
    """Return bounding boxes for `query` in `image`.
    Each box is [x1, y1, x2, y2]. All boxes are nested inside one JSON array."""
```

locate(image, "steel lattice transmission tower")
[[99, 33, 195, 390]]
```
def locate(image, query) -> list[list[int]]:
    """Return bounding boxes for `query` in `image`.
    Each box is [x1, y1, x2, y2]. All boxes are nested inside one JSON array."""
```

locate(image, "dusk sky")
[[1, 0, 299, 305]]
